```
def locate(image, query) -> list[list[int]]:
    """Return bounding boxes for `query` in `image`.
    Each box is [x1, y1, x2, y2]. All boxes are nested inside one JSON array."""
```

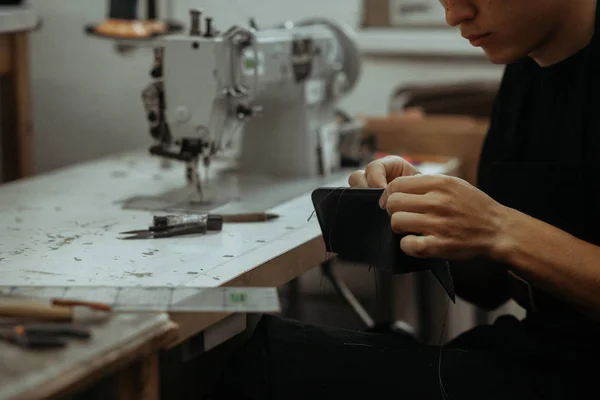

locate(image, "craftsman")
[[212, 0, 600, 398]]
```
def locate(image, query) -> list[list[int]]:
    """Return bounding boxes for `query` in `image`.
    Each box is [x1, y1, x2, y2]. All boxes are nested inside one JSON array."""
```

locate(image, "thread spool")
[[189, 9, 202, 36], [205, 17, 214, 37]]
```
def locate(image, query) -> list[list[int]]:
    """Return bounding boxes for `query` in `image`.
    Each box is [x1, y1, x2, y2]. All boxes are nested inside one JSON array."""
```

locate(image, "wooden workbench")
[[0, 313, 177, 400], [0, 4, 38, 182], [0, 150, 350, 338], [0, 149, 451, 398]]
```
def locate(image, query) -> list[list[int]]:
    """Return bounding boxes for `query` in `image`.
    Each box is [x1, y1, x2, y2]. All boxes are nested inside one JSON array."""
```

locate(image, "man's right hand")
[[348, 155, 420, 189]]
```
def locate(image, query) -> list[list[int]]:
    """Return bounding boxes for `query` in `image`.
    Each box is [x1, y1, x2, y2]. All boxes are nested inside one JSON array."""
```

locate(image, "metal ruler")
[[0, 286, 280, 313]]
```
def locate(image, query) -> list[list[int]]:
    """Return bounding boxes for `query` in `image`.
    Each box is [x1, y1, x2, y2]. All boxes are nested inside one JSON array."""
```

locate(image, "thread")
[[189, 9, 202, 36], [309, 187, 385, 303], [307, 186, 347, 222], [309, 186, 355, 325], [310, 185, 455, 398], [438, 295, 452, 400], [373, 266, 379, 303], [307, 186, 348, 265]]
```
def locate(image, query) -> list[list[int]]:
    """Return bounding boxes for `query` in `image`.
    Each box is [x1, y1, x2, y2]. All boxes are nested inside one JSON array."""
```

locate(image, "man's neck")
[[530, 0, 597, 67]]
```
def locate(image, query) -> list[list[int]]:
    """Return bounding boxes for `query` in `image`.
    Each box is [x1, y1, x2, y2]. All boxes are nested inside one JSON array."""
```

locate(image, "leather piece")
[[311, 187, 455, 302]]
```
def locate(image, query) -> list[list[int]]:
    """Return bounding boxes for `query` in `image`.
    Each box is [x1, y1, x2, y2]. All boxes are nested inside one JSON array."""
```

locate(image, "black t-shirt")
[[476, 15, 600, 336], [519, 49, 592, 163], [481, 43, 595, 166]]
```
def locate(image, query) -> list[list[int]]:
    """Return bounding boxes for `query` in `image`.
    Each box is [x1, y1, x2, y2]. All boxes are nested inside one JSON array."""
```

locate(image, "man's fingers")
[[385, 192, 428, 214], [364, 161, 389, 189], [366, 156, 420, 189], [378, 155, 420, 177], [348, 170, 369, 188], [381, 174, 450, 208], [400, 235, 439, 258], [390, 174, 447, 194], [390, 211, 438, 235]]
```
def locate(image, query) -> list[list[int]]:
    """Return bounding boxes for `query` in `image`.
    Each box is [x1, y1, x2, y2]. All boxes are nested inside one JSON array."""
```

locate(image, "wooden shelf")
[[0, 4, 38, 34]]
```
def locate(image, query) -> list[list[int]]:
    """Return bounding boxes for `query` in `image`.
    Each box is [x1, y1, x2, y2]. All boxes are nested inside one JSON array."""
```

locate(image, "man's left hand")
[[380, 174, 509, 260]]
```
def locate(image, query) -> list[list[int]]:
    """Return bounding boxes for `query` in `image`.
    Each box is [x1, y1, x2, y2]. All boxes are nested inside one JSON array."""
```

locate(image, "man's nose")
[[443, 0, 476, 27]]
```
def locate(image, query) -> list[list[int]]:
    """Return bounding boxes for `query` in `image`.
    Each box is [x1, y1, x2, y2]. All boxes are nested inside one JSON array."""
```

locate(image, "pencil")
[[222, 212, 279, 223], [52, 298, 113, 312]]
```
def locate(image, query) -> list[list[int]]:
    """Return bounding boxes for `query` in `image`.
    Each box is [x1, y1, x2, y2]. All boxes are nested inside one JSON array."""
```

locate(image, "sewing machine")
[[140, 10, 363, 197], [87, 7, 365, 211]]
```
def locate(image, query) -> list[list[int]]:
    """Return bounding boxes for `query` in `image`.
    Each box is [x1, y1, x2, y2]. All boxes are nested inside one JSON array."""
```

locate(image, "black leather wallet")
[[311, 187, 455, 302]]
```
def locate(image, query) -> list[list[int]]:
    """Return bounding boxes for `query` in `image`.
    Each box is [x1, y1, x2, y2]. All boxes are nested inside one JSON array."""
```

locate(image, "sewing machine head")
[[141, 9, 364, 196]]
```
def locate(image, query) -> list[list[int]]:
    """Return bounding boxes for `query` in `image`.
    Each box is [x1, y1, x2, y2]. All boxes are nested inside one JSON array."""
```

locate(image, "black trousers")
[[210, 314, 594, 400]]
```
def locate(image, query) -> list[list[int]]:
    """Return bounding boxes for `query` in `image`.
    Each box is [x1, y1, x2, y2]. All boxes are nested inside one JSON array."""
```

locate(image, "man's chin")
[[481, 47, 525, 65]]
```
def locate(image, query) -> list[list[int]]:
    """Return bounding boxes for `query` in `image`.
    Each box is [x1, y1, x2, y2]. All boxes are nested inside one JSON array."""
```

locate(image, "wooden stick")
[[52, 299, 113, 312], [222, 212, 279, 223], [0, 299, 73, 321]]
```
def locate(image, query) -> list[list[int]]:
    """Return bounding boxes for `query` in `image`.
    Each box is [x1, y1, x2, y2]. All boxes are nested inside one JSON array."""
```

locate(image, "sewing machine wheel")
[[286, 18, 362, 95]]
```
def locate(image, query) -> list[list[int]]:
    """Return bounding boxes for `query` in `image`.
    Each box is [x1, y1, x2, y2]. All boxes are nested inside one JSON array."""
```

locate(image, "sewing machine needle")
[[185, 159, 206, 204], [203, 156, 210, 194]]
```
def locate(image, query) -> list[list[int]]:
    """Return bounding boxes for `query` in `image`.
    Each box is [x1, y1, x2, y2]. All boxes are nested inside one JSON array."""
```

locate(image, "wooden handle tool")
[[0, 299, 74, 321], [52, 299, 113, 312], [222, 212, 279, 223]]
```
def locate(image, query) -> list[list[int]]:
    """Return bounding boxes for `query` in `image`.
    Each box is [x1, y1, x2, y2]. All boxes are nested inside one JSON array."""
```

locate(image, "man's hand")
[[380, 174, 509, 260], [348, 155, 420, 189]]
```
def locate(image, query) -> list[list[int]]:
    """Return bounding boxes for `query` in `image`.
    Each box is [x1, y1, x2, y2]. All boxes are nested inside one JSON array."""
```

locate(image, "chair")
[[388, 80, 500, 119]]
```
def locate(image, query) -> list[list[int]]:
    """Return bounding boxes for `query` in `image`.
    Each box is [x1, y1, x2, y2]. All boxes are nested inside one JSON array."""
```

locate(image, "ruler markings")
[[7, 287, 66, 300], [0, 286, 280, 313]]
